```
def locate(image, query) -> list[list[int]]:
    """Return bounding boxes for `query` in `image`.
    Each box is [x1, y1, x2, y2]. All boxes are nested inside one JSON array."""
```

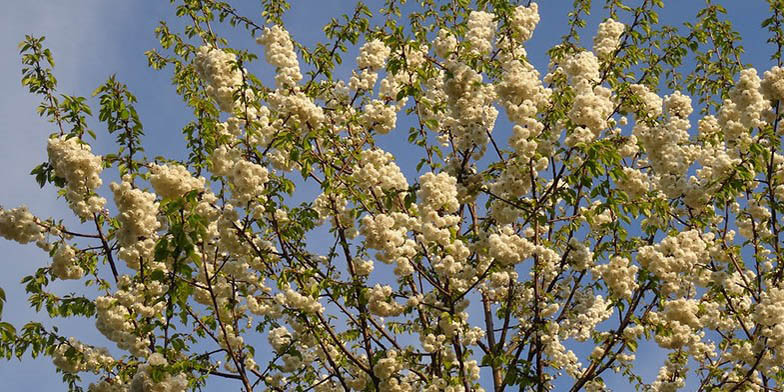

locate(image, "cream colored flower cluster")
[[617, 167, 650, 199], [761, 65, 784, 103], [542, 322, 583, 378], [357, 39, 391, 71], [635, 91, 700, 198], [653, 298, 703, 349], [51, 243, 84, 280], [416, 174, 467, 285], [267, 89, 325, 129], [149, 163, 205, 200], [278, 287, 324, 314], [487, 225, 535, 266], [94, 277, 168, 358], [367, 284, 404, 317], [567, 238, 593, 271], [267, 326, 292, 352], [52, 337, 114, 374], [194, 46, 245, 112], [496, 57, 550, 158], [466, 11, 495, 56], [417, 172, 459, 213], [442, 61, 499, 156], [563, 51, 614, 146], [560, 289, 613, 341], [47, 136, 106, 219], [312, 191, 353, 231], [95, 295, 150, 358], [434, 29, 457, 59], [130, 363, 188, 392], [593, 18, 625, 59], [360, 212, 417, 275], [509, 3, 539, 42], [637, 230, 710, 296], [228, 160, 269, 203], [110, 179, 160, 247], [360, 99, 398, 134], [487, 158, 546, 224], [210, 146, 270, 204], [0, 206, 45, 245], [594, 256, 638, 300], [718, 68, 769, 151], [754, 287, 784, 361], [351, 148, 408, 196], [627, 83, 663, 119], [258, 25, 302, 89]]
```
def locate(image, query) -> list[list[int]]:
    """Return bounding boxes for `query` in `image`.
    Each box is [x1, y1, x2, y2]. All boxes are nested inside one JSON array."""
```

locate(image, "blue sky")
[[0, 1, 778, 390]]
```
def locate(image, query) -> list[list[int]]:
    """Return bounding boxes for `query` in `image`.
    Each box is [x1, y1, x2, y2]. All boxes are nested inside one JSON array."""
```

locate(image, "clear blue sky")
[[0, 1, 776, 390]]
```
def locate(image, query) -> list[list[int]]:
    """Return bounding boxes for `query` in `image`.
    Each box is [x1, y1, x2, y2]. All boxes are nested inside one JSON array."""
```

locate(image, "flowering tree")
[[2, 0, 784, 391]]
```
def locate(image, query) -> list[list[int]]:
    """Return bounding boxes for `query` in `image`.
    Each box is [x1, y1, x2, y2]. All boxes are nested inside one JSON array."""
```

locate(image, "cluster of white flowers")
[[130, 363, 188, 392], [509, 3, 540, 42], [737, 199, 773, 240], [434, 29, 457, 59], [761, 65, 784, 103], [149, 163, 205, 200], [0, 206, 45, 245], [567, 238, 593, 271], [753, 287, 784, 362], [267, 89, 325, 129], [496, 57, 550, 158], [617, 167, 650, 199], [351, 257, 374, 276], [580, 200, 613, 230], [593, 18, 625, 59], [417, 172, 459, 213], [487, 225, 535, 265], [352, 148, 408, 196], [360, 99, 398, 134], [416, 173, 467, 283], [257, 25, 302, 89], [51, 244, 84, 280], [442, 61, 499, 156], [690, 142, 740, 207], [594, 256, 638, 300], [229, 160, 269, 204], [561, 289, 613, 341], [562, 51, 614, 146], [718, 68, 769, 151], [211, 146, 270, 203], [360, 212, 417, 275], [486, 157, 546, 224], [367, 284, 404, 317], [466, 11, 495, 56], [52, 337, 114, 374], [110, 179, 160, 247], [650, 359, 686, 392], [542, 322, 583, 378], [563, 51, 600, 84], [649, 298, 704, 350], [637, 230, 710, 296], [267, 326, 292, 352], [194, 46, 245, 112], [95, 295, 150, 357], [635, 91, 700, 198], [618, 134, 640, 157], [357, 39, 390, 71], [47, 136, 106, 219], [627, 83, 663, 119], [278, 287, 324, 314]]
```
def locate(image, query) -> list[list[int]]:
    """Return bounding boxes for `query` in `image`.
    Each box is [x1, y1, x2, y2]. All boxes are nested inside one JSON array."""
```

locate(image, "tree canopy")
[[2, 0, 784, 391]]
